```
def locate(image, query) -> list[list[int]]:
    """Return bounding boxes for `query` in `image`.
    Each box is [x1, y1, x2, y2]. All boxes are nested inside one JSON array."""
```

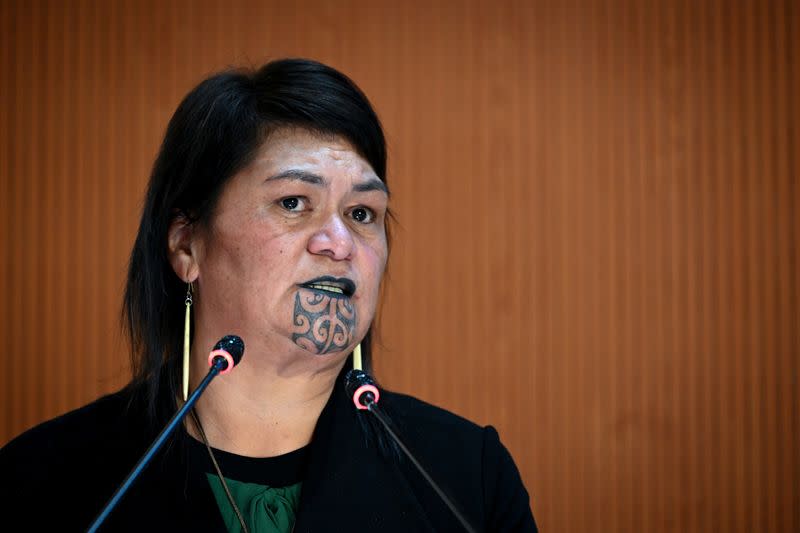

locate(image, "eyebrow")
[[265, 169, 390, 195], [354, 178, 389, 195], [265, 169, 325, 186]]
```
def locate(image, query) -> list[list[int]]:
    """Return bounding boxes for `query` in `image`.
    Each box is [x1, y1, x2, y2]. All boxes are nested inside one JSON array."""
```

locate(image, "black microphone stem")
[[86, 357, 227, 533], [364, 399, 479, 533]]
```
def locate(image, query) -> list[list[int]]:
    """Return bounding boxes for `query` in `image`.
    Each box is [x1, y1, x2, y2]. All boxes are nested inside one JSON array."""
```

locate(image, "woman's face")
[[188, 128, 388, 365]]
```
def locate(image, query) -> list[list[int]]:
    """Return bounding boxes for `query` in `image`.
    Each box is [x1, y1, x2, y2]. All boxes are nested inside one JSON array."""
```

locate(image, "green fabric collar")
[[208, 475, 302, 533]]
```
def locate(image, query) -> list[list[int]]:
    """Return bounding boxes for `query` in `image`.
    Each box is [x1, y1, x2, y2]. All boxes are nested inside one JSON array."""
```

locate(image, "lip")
[[298, 276, 357, 297]]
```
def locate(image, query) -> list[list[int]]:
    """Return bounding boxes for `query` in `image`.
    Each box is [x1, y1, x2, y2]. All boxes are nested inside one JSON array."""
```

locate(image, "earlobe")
[[167, 215, 200, 283]]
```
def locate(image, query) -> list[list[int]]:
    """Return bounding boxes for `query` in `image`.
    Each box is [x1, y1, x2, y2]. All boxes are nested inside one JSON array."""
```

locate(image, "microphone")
[[86, 335, 245, 533], [344, 369, 478, 533]]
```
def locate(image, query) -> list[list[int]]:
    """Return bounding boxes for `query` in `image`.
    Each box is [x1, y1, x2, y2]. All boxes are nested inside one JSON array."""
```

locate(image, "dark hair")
[[123, 58, 387, 424]]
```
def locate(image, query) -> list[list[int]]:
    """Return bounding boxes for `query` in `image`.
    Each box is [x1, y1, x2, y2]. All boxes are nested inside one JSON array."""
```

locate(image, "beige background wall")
[[1, 1, 798, 531]]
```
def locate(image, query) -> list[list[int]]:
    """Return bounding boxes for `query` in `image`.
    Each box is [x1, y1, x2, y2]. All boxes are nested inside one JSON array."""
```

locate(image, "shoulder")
[[381, 389, 482, 435], [0, 388, 191, 530], [379, 388, 523, 478], [378, 390, 538, 531], [378, 389, 508, 468], [380, 390, 522, 467], [0, 388, 157, 529], [1, 389, 133, 458], [0, 388, 147, 494]]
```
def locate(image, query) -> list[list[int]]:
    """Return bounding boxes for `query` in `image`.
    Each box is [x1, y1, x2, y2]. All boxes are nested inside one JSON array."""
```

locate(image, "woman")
[[0, 59, 537, 532]]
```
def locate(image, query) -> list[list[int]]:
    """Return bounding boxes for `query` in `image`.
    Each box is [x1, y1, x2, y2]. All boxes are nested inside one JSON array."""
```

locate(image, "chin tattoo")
[[291, 288, 356, 355]]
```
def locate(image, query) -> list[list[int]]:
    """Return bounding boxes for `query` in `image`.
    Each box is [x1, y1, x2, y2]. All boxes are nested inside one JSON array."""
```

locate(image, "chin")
[[291, 336, 353, 357]]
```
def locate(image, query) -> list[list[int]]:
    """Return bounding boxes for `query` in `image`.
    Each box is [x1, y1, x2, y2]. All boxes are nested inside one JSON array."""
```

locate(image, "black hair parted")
[[122, 58, 387, 425]]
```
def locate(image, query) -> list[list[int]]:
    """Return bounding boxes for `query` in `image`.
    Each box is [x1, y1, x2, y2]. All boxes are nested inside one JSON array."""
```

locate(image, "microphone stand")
[[86, 357, 229, 533], [346, 370, 478, 533]]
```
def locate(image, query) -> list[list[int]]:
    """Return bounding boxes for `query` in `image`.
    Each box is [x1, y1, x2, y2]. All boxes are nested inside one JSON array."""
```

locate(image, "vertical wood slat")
[[0, 1, 797, 532], [1, 0, 15, 442]]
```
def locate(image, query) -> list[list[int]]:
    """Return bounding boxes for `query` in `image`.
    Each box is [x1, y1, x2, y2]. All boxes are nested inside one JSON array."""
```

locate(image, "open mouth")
[[299, 276, 356, 298]]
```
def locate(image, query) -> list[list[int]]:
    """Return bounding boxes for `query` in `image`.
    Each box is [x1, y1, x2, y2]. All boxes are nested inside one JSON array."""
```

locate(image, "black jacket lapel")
[[293, 378, 437, 533]]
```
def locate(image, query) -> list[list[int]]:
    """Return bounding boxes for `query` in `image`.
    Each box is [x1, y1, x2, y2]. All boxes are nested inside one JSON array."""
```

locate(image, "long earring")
[[353, 343, 363, 370], [182, 282, 193, 401]]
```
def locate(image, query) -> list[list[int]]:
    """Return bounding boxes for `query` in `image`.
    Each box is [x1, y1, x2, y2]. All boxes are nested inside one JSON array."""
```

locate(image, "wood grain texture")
[[1, 1, 797, 531]]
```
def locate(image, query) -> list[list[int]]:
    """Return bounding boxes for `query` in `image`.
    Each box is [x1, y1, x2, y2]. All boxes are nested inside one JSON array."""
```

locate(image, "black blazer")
[[0, 373, 537, 532]]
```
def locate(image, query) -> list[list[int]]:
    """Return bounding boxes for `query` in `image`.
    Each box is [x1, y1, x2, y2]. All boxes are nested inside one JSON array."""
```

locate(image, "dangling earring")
[[353, 343, 363, 371], [182, 282, 193, 401]]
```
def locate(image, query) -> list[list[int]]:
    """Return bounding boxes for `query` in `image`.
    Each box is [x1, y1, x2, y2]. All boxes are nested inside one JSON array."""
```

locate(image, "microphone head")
[[345, 368, 380, 410], [344, 368, 373, 396], [208, 335, 245, 374], [214, 335, 245, 364]]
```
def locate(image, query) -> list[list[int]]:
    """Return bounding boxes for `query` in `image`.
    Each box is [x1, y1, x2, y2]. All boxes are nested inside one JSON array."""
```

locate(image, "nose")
[[307, 214, 355, 260]]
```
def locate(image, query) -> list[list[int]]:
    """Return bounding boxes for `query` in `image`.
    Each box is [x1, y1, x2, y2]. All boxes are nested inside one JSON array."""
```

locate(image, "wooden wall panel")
[[1, 1, 797, 531]]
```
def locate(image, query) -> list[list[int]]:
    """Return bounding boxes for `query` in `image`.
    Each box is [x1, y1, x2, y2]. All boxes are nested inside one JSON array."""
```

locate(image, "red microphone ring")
[[208, 349, 235, 374], [352, 384, 380, 410]]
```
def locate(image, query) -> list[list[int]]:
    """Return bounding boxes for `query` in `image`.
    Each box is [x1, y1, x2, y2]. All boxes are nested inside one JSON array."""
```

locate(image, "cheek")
[[367, 232, 389, 269], [202, 227, 289, 294], [359, 244, 388, 308], [361, 243, 387, 281]]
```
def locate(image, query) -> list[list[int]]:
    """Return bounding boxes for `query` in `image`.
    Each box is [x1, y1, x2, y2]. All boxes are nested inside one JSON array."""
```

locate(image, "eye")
[[279, 197, 306, 212], [350, 206, 375, 224]]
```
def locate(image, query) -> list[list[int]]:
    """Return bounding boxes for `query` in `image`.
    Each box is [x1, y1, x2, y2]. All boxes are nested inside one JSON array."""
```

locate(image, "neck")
[[186, 344, 347, 457]]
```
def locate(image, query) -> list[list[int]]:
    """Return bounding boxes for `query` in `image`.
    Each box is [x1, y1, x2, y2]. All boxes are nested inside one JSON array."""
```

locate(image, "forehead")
[[252, 128, 378, 182]]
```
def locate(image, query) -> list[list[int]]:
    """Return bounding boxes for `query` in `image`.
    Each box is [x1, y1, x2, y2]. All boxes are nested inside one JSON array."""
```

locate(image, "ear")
[[167, 213, 200, 283]]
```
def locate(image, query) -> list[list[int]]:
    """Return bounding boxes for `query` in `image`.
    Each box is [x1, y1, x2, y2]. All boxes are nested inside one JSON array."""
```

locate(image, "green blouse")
[[187, 435, 310, 533], [208, 476, 302, 533]]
